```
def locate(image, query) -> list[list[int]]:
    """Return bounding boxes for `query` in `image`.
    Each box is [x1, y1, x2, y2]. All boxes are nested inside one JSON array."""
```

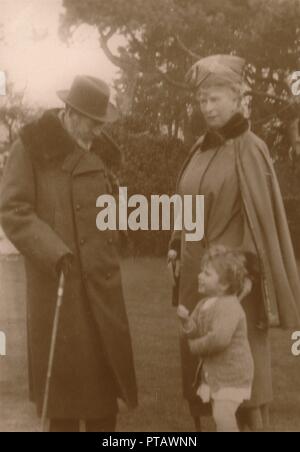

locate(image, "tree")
[[0, 80, 38, 147], [60, 0, 300, 152], [59, 0, 300, 256]]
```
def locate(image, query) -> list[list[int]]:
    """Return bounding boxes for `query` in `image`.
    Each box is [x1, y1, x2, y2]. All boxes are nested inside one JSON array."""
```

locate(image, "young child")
[[177, 245, 254, 432]]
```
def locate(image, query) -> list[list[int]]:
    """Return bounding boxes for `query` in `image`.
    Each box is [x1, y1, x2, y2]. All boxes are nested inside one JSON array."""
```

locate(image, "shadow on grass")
[[0, 256, 300, 431]]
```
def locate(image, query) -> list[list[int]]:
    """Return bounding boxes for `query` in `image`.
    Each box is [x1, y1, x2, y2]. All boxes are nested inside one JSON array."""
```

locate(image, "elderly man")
[[0, 75, 137, 432]]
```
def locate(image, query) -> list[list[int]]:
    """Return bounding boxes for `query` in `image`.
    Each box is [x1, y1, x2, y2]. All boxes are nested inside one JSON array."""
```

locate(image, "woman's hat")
[[57, 75, 119, 123], [186, 55, 245, 90]]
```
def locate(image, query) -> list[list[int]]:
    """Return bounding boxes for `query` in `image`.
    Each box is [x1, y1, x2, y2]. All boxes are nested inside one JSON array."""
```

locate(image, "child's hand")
[[239, 277, 253, 301], [177, 304, 190, 320]]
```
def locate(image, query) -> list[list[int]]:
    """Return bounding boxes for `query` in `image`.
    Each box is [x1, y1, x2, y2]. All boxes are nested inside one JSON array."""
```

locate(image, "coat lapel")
[[61, 146, 85, 174], [71, 149, 105, 176], [61, 143, 105, 176]]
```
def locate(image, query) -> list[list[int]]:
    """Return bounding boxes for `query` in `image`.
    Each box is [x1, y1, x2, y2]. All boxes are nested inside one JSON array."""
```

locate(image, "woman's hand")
[[168, 249, 177, 262], [167, 249, 180, 278]]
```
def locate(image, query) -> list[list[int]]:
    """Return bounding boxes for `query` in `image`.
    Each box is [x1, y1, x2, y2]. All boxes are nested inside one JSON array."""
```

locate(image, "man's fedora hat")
[[57, 75, 119, 123]]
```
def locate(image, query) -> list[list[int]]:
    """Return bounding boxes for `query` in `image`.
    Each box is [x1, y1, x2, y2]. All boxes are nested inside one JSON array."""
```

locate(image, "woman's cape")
[[235, 131, 300, 328]]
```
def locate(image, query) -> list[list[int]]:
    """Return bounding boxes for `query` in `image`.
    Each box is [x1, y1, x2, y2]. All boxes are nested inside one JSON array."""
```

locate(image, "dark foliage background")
[[1, 0, 300, 256]]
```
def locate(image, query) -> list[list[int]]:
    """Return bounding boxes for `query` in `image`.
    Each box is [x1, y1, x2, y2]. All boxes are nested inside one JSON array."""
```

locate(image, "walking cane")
[[41, 272, 65, 432]]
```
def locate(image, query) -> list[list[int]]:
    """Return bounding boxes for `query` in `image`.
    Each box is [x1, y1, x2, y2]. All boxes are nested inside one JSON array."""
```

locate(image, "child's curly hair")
[[201, 245, 250, 296]]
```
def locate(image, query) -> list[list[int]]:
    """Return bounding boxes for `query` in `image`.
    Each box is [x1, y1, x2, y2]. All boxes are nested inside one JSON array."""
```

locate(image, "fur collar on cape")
[[201, 113, 249, 151]]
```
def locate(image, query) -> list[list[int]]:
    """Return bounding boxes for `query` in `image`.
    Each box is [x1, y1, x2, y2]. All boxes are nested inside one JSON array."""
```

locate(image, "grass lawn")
[[0, 256, 300, 432]]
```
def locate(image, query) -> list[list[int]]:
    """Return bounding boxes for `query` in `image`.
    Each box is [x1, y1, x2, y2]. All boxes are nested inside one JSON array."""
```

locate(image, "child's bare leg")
[[212, 400, 240, 432]]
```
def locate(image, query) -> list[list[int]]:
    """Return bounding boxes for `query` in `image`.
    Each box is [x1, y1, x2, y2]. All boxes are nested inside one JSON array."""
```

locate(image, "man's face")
[[66, 109, 105, 150], [198, 86, 239, 129]]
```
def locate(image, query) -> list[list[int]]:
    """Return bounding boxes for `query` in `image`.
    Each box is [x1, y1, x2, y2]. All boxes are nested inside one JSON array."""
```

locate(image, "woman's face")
[[198, 85, 240, 129]]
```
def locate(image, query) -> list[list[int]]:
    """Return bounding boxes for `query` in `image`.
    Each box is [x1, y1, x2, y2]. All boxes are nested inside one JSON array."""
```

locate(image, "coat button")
[[75, 204, 81, 211], [80, 238, 85, 245], [108, 238, 113, 245], [106, 272, 112, 280]]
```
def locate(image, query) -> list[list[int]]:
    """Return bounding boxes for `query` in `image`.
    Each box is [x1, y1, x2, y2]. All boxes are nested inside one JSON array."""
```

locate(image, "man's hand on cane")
[[56, 253, 74, 278]]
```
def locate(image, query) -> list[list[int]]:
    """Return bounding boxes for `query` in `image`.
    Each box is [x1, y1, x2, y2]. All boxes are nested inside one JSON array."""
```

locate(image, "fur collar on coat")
[[19, 109, 122, 171]]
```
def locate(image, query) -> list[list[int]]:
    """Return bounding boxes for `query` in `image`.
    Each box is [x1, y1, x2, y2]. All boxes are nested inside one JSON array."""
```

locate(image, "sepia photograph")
[[0, 0, 300, 434]]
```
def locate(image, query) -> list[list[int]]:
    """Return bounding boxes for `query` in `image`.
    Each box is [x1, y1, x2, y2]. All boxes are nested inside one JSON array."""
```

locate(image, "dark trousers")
[[49, 415, 117, 432]]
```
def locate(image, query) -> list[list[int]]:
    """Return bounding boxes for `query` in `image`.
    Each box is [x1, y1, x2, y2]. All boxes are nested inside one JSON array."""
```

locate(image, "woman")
[[169, 55, 300, 431]]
